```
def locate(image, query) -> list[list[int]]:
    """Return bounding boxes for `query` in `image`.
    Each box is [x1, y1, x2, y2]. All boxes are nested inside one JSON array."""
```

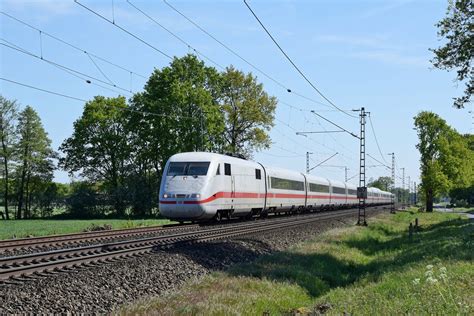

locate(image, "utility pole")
[[356, 107, 367, 226], [388, 152, 395, 213], [345, 167, 348, 182], [401, 167, 405, 206], [407, 175, 411, 205], [306, 152, 313, 174], [414, 181, 417, 205]]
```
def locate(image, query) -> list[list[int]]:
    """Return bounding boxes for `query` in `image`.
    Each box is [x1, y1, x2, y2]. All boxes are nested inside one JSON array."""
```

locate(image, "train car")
[[329, 180, 347, 208], [159, 152, 392, 221], [264, 166, 306, 214], [346, 183, 358, 207], [306, 175, 331, 211]]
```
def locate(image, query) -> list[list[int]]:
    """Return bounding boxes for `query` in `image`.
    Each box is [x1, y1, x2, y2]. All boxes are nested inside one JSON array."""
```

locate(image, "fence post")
[[409, 222, 414, 241]]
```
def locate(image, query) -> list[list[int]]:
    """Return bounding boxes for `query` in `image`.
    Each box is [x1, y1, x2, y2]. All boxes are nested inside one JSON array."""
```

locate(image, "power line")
[[162, 0, 338, 112], [1, 78, 87, 102], [0, 11, 148, 79], [1, 77, 199, 120], [74, 0, 173, 60], [1, 39, 132, 94], [126, 0, 224, 70], [310, 111, 359, 138], [243, 0, 357, 119], [366, 153, 391, 170], [368, 114, 388, 164]]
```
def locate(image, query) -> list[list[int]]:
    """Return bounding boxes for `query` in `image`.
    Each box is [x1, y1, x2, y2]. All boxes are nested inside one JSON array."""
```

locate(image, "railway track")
[[0, 208, 375, 282], [0, 222, 198, 253]]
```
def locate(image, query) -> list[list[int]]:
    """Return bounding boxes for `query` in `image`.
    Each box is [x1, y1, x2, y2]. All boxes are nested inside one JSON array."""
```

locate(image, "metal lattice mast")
[[401, 167, 405, 205], [306, 152, 312, 174], [389, 152, 395, 213], [357, 107, 367, 226], [407, 175, 411, 205]]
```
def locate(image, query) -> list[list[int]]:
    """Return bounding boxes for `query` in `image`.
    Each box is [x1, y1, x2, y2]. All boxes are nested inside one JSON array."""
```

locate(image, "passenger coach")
[[159, 152, 393, 221]]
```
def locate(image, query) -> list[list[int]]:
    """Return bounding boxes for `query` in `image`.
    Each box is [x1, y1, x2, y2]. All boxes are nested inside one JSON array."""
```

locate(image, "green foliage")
[[0, 95, 18, 220], [15, 106, 55, 219], [0, 218, 172, 239], [431, 0, 473, 108], [220, 66, 277, 157], [367, 176, 391, 191], [59, 96, 131, 215], [120, 212, 473, 315], [414, 111, 474, 211]]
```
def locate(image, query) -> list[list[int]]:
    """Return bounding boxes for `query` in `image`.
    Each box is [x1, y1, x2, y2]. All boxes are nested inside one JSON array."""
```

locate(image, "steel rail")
[[0, 222, 198, 253], [0, 208, 378, 282]]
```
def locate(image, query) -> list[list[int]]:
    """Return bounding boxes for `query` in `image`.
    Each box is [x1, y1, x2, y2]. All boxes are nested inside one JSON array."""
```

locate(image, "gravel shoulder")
[[0, 208, 386, 314]]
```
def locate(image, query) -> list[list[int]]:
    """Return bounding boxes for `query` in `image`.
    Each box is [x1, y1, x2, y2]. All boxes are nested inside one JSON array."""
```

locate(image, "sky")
[[1, 0, 472, 189]]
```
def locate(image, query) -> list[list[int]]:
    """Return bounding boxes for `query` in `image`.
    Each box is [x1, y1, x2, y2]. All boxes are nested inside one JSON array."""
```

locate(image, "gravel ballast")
[[0, 208, 386, 314]]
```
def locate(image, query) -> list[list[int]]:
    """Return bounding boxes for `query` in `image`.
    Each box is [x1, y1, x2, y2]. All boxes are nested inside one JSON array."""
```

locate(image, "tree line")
[[0, 55, 277, 219], [414, 112, 474, 212]]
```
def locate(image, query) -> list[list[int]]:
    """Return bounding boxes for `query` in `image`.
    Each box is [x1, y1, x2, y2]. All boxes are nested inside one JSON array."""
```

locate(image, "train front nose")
[[159, 200, 207, 220], [159, 161, 215, 220]]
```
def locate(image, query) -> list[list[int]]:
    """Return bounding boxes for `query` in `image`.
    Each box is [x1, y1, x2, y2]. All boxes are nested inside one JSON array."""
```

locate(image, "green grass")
[[120, 211, 473, 315], [0, 218, 173, 240]]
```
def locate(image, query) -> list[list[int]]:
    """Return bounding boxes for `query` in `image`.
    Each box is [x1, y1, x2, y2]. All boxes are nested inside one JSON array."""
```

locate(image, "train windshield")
[[167, 162, 210, 176]]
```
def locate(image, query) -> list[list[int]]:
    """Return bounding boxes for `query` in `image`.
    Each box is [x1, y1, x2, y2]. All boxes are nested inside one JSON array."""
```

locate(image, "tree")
[[431, 0, 473, 108], [15, 106, 55, 218], [367, 176, 392, 191], [220, 66, 277, 157], [414, 111, 474, 211], [59, 96, 131, 216], [128, 55, 225, 215], [0, 95, 18, 220]]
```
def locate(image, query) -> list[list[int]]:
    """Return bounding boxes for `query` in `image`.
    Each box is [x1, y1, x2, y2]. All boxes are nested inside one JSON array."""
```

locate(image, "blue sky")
[[1, 0, 472, 188]]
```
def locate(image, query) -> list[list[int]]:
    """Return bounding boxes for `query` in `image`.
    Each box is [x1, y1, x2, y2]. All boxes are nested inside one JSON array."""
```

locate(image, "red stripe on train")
[[159, 191, 375, 205]]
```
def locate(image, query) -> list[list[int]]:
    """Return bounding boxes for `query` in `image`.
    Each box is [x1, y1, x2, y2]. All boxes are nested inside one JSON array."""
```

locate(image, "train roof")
[[168, 152, 260, 167]]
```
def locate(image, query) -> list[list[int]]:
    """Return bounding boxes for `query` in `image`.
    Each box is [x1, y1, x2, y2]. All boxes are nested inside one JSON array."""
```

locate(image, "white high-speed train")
[[159, 152, 393, 221]]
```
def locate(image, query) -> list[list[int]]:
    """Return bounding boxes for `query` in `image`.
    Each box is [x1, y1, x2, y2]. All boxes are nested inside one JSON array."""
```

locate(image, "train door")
[[224, 163, 234, 212]]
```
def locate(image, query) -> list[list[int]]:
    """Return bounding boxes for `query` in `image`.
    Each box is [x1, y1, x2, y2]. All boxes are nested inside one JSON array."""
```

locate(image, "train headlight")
[[190, 193, 201, 199], [163, 193, 175, 198]]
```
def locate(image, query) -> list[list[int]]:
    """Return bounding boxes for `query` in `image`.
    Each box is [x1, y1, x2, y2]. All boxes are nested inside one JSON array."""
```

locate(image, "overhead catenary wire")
[[0, 11, 148, 79], [0, 40, 132, 94], [368, 114, 388, 164], [243, 0, 358, 119], [126, 0, 224, 70], [310, 111, 359, 138], [162, 0, 340, 112], [74, 0, 173, 60], [0, 77, 198, 119]]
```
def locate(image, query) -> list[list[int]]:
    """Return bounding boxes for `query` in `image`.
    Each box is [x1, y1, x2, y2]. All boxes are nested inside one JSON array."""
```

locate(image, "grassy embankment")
[[0, 219, 173, 240], [121, 211, 473, 315]]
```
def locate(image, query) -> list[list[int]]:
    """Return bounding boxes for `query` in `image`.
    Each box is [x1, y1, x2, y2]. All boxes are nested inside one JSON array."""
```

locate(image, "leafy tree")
[[220, 66, 277, 157], [128, 55, 225, 214], [414, 111, 474, 211], [431, 0, 473, 108], [59, 96, 131, 216], [367, 176, 392, 191], [15, 106, 55, 218], [65, 181, 105, 218], [0, 95, 18, 219]]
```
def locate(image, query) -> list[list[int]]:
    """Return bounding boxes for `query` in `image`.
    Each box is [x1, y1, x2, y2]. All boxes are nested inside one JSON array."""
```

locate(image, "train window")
[[332, 187, 346, 194], [255, 169, 261, 179], [168, 162, 210, 176], [309, 183, 329, 193], [270, 177, 304, 191], [224, 163, 231, 176], [216, 164, 220, 175], [348, 189, 357, 195]]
